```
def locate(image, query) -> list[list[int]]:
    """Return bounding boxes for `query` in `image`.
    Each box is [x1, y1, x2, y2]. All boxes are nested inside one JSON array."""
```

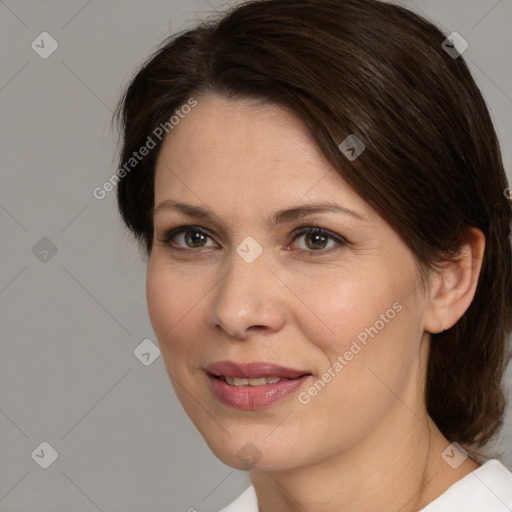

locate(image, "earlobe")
[[424, 227, 485, 334]]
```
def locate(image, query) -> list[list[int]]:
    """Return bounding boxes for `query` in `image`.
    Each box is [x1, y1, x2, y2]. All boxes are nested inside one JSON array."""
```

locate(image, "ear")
[[423, 227, 485, 333]]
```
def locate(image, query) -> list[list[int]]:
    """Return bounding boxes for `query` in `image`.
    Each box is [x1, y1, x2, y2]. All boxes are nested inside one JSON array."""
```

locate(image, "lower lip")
[[207, 374, 311, 410]]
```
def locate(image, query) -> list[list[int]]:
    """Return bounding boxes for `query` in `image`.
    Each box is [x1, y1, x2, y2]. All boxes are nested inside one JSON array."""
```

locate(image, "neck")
[[250, 399, 478, 512]]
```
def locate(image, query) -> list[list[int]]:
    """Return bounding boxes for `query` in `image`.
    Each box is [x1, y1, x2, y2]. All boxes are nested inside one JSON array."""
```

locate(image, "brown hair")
[[114, 0, 512, 447]]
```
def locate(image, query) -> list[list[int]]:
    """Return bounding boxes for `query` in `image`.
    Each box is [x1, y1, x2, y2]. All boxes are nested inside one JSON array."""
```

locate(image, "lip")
[[206, 360, 312, 410], [206, 360, 310, 379]]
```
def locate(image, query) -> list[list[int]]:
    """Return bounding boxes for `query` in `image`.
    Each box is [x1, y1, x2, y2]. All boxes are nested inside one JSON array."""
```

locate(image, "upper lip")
[[206, 360, 311, 379]]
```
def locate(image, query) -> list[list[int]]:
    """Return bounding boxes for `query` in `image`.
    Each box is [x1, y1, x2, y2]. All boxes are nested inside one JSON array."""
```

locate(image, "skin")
[[147, 93, 484, 512]]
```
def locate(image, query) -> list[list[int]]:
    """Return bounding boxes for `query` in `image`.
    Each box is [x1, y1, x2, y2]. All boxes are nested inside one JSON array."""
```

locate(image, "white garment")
[[218, 459, 512, 512]]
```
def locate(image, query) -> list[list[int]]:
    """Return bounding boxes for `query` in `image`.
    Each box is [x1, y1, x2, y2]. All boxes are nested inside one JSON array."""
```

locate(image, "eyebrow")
[[152, 199, 368, 227]]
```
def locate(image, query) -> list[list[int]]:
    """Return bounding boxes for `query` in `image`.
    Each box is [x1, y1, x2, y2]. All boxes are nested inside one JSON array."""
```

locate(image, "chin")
[[198, 426, 307, 472]]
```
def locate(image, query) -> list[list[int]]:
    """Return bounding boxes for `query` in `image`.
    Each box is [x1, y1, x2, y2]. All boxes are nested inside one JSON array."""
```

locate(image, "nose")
[[207, 245, 287, 340]]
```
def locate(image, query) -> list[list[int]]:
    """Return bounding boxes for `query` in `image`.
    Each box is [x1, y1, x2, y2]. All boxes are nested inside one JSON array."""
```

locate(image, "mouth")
[[215, 375, 288, 386], [205, 360, 313, 409]]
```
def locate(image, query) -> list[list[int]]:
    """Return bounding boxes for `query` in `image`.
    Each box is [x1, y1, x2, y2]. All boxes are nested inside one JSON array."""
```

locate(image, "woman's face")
[[147, 93, 433, 471]]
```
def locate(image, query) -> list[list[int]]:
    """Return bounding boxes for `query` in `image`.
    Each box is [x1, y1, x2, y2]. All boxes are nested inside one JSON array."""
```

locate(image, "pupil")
[[186, 231, 206, 247], [307, 233, 327, 250]]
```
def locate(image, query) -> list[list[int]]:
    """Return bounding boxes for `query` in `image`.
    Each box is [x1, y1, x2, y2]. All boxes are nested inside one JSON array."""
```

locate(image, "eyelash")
[[156, 224, 348, 256]]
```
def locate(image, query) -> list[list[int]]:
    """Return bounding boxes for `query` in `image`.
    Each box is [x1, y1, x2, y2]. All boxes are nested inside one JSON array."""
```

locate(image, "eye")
[[159, 225, 217, 249], [288, 227, 347, 255]]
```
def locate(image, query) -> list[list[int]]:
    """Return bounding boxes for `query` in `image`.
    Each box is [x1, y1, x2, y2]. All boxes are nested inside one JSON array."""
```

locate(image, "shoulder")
[[421, 459, 512, 511], [217, 485, 258, 512]]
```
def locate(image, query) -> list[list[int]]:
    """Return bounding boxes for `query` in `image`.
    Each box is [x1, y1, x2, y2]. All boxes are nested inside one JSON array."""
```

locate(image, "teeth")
[[224, 376, 282, 386]]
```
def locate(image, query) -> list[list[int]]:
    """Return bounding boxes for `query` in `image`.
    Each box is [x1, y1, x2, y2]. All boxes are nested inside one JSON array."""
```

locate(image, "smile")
[[205, 360, 312, 409]]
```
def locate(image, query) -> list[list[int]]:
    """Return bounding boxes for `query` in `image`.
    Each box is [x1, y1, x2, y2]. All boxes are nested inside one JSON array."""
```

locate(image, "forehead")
[[153, 93, 372, 218], [155, 94, 320, 174]]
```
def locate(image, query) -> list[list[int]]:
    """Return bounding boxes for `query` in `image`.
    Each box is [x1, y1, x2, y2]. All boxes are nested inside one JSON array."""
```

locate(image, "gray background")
[[0, 1, 511, 511]]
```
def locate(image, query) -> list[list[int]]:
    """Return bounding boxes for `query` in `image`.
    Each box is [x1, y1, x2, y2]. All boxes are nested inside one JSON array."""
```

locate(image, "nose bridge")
[[208, 239, 286, 338]]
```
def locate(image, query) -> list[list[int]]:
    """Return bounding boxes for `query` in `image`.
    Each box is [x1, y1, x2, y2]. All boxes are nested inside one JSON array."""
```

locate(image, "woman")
[[114, 0, 512, 510]]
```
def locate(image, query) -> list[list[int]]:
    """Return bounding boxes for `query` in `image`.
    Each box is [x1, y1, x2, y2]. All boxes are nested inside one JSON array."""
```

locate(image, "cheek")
[[292, 254, 423, 401], [145, 260, 202, 356], [291, 262, 406, 357], [295, 260, 423, 400], [287, 275, 423, 455]]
